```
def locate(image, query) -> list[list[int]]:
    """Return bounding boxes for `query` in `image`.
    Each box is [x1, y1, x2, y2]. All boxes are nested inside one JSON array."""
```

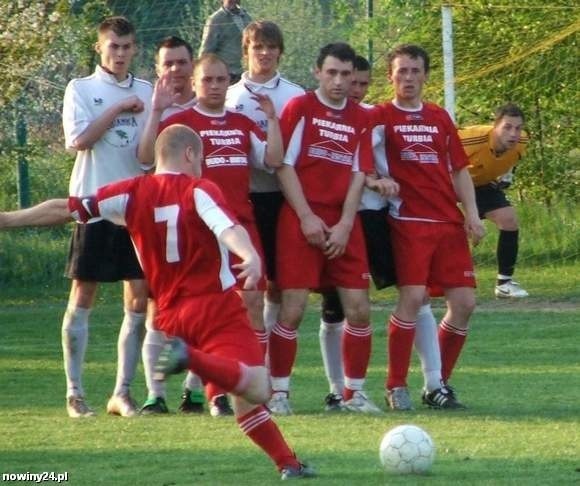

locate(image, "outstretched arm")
[[218, 225, 262, 290], [0, 199, 72, 229]]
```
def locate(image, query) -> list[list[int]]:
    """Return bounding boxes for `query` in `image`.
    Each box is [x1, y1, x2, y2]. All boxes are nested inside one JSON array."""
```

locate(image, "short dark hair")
[[494, 103, 525, 124], [243, 21, 284, 56], [353, 55, 371, 72], [386, 44, 430, 74], [316, 42, 356, 69], [98, 16, 135, 39], [194, 53, 228, 76], [156, 36, 194, 60]]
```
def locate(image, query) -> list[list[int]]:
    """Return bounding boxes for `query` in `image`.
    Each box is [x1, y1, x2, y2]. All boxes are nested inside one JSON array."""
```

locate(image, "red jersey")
[[371, 101, 468, 224], [69, 173, 238, 311], [159, 106, 268, 223], [280, 90, 373, 209]]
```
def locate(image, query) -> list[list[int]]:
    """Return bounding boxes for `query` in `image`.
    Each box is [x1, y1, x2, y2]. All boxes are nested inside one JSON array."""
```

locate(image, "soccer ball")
[[379, 424, 435, 474]]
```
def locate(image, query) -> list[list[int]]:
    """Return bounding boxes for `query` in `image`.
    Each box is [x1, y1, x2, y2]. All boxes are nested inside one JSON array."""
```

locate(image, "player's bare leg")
[[268, 289, 309, 414], [241, 289, 268, 353], [336, 287, 380, 413], [62, 280, 97, 417], [263, 282, 281, 333]]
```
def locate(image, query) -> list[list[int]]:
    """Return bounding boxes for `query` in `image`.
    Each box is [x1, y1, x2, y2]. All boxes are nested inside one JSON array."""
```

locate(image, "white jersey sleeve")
[[194, 186, 236, 238], [283, 117, 306, 167]]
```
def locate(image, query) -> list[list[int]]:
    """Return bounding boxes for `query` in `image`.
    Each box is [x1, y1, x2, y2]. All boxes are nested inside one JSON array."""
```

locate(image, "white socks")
[[414, 304, 443, 392], [319, 319, 345, 395], [184, 372, 203, 392], [62, 306, 90, 398], [142, 323, 167, 400], [113, 309, 145, 397]]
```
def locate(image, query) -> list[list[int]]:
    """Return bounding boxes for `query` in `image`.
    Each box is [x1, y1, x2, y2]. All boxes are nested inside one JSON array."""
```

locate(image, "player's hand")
[[232, 252, 262, 290], [366, 176, 400, 198], [250, 92, 276, 120], [152, 73, 179, 112], [300, 213, 329, 249], [464, 213, 485, 246], [324, 221, 351, 259], [120, 95, 145, 113]]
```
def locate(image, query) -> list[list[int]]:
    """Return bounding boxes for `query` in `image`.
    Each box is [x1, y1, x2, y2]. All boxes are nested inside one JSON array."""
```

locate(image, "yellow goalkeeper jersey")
[[458, 125, 528, 187]]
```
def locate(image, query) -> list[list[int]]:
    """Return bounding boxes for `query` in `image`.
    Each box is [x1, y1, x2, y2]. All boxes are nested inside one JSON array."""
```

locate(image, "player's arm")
[[70, 96, 146, 151], [0, 199, 72, 228], [365, 173, 399, 197], [325, 171, 365, 259], [251, 93, 283, 168], [137, 73, 177, 166], [195, 183, 261, 289], [453, 167, 485, 246], [218, 225, 262, 290]]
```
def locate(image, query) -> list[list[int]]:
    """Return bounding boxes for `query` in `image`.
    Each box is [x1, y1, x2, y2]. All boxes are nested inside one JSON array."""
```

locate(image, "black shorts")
[[475, 184, 512, 219], [359, 207, 397, 290], [65, 220, 144, 282], [250, 191, 284, 281]]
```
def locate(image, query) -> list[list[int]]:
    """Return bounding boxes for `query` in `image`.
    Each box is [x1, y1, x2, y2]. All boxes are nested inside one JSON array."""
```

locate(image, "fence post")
[[441, 4, 456, 122], [15, 106, 30, 209]]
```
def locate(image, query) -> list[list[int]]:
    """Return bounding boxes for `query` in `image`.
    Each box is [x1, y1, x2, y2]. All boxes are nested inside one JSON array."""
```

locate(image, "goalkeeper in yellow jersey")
[[459, 103, 529, 298]]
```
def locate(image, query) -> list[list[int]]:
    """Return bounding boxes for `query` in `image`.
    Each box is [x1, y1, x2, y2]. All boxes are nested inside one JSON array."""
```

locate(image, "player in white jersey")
[[60, 16, 152, 418], [136, 36, 208, 416], [226, 21, 305, 336]]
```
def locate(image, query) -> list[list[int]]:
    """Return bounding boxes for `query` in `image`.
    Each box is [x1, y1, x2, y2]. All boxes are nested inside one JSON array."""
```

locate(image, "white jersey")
[[160, 97, 197, 122], [226, 71, 304, 192], [359, 102, 389, 211], [63, 65, 153, 198]]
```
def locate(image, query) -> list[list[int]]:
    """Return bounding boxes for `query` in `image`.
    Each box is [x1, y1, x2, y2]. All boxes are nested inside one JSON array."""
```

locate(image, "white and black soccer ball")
[[379, 424, 435, 474]]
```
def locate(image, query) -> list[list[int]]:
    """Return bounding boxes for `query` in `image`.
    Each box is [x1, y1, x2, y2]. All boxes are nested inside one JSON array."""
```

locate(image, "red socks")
[[438, 319, 468, 383], [386, 315, 416, 390], [268, 323, 297, 380], [237, 405, 299, 471], [342, 322, 372, 400]]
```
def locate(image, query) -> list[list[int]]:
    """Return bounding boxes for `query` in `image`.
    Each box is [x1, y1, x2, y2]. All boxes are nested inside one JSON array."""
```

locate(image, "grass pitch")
[[0, 276, 579, 485]]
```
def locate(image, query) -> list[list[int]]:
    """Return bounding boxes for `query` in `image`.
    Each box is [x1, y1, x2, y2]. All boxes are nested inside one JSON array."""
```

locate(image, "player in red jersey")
[[268, 43, 386, 415], [371, 44, 485, 411], [156, 53, 283, 414], [318, 54, 450, 412], [0, 125, 314, 480]]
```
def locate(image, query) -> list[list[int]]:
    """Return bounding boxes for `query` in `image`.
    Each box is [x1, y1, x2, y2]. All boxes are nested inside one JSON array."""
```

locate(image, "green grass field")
[[0, 273, 578, 485]]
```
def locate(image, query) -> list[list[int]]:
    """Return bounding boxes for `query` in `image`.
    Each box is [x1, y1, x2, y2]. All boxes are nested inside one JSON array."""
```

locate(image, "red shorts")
[[276, 203, 370, 290], [156, 289, 264, 367], [389, 217, 476, 289], [230, 220, 267, 291]]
